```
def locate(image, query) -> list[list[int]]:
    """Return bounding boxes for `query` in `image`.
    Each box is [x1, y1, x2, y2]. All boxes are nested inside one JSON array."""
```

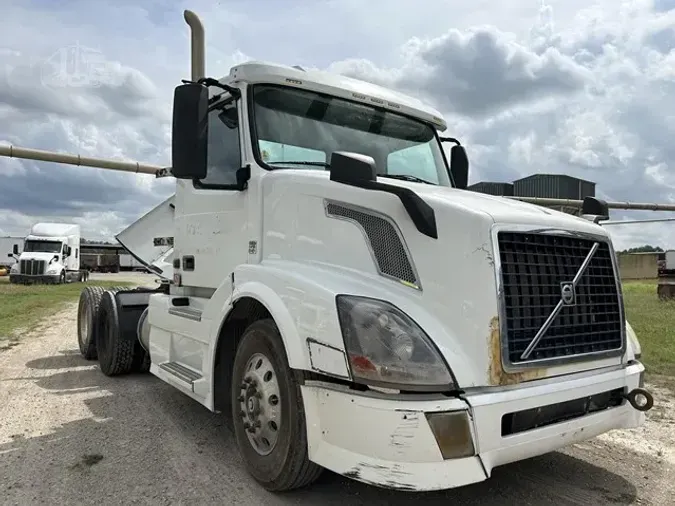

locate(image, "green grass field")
[[0, 276, 673, 377], [623, 279, 675, 377], [0, 277, 132, 342]]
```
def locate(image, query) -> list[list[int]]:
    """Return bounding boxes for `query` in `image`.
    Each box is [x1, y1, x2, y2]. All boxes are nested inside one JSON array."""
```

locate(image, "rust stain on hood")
[[488, 316, 547, 386]]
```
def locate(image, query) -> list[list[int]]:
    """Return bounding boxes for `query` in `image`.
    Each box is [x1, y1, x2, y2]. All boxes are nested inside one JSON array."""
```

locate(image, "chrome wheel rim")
[[79, 303, 90, 345], [238, 352, 281, 456]]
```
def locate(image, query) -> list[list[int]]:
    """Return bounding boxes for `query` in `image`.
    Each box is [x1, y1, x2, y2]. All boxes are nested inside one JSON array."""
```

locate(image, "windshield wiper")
[[378, 174, 434, 185], [267, 160, 330, 168]]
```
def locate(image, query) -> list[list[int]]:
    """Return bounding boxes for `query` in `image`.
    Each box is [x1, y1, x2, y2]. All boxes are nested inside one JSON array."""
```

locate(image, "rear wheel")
[[231, 319, 322, 492], [77, 285, 105, 360], [95, 289, 137, 376]]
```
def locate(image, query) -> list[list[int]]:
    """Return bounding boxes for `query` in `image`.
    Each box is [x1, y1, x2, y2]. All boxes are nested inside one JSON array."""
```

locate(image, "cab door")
[[148, 91, 250, 384], [173, 93, 249, 291]]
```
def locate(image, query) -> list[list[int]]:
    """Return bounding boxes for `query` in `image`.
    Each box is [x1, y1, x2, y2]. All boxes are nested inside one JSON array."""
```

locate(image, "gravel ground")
[[0, 302, 673, 505]]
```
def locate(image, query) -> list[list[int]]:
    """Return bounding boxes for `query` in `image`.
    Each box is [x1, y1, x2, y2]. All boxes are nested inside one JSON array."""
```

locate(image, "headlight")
[[10, 263, 18, 273], [626, 320, 641, 359], [336, 295, 456, 391]]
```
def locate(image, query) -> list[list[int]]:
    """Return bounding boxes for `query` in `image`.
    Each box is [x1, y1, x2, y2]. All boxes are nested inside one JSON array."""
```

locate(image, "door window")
[[197, 103, 241, 187]]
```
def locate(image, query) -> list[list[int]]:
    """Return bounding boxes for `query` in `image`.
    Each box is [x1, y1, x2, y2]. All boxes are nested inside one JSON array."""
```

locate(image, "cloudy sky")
[[1, 0, 674, 250]]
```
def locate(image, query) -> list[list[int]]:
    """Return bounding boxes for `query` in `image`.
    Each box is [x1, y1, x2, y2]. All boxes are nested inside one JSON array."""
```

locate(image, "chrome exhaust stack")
[[183, 10, 205, 81]]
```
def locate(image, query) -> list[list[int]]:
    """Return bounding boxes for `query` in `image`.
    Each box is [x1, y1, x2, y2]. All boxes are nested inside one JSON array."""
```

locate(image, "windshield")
[[250, 84, 451, 186], [24, 240, 62, 254]]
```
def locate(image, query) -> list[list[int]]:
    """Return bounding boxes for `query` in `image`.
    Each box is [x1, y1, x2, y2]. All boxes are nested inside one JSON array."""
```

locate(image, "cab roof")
[[221, 60, 448, 132]]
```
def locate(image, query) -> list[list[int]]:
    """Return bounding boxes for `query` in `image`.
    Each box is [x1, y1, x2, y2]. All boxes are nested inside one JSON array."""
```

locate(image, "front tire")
[[231, 319, 322, 492]]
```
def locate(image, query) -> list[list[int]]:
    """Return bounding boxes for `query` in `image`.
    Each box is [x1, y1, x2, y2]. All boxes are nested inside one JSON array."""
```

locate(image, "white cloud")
[[1, 0, 674, 251]]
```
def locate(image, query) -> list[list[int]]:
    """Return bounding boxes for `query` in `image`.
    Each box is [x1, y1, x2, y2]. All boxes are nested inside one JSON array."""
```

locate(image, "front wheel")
[[231, 319, 322, 492]]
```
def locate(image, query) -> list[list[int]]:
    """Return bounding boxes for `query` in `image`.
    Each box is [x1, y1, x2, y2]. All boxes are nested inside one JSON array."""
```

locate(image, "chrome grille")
[[497, 231, 623, 365], [20, 259, 46, 275]]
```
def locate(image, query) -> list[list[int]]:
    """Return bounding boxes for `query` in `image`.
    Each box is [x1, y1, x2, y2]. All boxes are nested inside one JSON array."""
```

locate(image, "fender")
[[625, 320, 641, 361], [227, 280, 311, 370], [206, 260, 478, 390]]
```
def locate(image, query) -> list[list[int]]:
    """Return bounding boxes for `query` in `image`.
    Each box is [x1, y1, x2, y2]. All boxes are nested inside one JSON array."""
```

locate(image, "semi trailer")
[[0, 9, 657, 493], [8, 222, 88, 284], [81, 252, 120, 273], [0, 236, 23, 268]]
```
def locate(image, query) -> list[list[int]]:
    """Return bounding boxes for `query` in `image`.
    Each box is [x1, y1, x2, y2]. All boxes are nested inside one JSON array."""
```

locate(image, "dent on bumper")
[[300, 362, 646, 492]]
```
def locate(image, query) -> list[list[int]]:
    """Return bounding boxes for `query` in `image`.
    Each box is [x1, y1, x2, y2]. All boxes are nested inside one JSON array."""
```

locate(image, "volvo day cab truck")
[[0, 9, 653, 494], [9, 222, 88, 284]]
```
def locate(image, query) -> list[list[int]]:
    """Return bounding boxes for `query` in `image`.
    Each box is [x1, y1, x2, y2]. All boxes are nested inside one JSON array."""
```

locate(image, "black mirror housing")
[[582, 196, 610, 220], [329, 152, 377, 184], [12, 244, 19, 255], [7, 253, 13, 258], [171, 83, 209, 180], [450, 145, 469, 190]]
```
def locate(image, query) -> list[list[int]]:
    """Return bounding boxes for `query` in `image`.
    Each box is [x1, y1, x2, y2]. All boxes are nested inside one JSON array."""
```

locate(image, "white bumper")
[[301, 362, 646, 492]]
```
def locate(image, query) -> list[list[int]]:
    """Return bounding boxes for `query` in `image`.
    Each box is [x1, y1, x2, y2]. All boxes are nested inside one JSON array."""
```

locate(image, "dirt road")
[[1, 303, 673, 505]]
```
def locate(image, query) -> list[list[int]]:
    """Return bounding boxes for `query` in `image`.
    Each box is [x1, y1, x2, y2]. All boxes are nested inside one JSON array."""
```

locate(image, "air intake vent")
[[325, 200, 419, 288]]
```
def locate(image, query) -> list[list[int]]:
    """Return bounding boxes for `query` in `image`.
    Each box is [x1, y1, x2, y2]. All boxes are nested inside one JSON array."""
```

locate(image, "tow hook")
[[622, 388, 654, 412]]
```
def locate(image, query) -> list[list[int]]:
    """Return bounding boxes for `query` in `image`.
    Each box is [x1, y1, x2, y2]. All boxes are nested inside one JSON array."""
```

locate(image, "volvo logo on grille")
[[560, 282, 576, 306]]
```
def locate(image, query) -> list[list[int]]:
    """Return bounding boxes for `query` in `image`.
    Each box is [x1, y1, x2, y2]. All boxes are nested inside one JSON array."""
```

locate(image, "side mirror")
[[7, 253, 13, 258], [450, 145, 469, 190], [171, 82, 209, 180], [329, 152, 377, 184], [13, 244, 18, 255], [582, 196, 610, 221]]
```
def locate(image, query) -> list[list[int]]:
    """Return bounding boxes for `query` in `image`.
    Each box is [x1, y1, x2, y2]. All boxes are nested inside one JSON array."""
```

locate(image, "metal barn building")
[[513, 174, 596, 200], [512, 174, 596, 216], [467, 182, 514, 196]]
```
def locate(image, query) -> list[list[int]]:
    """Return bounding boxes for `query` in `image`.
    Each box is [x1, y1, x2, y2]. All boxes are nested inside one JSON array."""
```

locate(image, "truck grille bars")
[[20, 259, 46, 276], [496, 231, 624, 367]]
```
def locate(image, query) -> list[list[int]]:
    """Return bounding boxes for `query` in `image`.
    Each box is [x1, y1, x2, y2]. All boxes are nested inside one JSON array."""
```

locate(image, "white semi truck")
[[8, 222, 88, 284], [0, 9, 655, 493]]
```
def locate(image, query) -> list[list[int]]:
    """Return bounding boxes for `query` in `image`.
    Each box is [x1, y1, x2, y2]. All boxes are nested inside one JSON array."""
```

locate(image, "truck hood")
[[406, 182, 605, 235], [115, 195, 175, 279], [265, 170, 620, 388], [19, 252, 62, 263]]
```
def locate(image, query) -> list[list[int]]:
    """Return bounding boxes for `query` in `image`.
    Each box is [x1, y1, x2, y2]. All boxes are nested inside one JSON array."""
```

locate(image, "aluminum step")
[[159, 361, 203, 385]]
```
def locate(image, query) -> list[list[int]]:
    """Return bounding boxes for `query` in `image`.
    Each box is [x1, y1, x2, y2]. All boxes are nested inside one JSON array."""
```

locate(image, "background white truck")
[[8, 222, 88, 284], [0, 8, 659, 494]]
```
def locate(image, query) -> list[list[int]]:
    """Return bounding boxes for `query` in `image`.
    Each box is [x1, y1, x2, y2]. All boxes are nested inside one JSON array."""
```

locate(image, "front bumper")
[[9, 274, 61, 284], [301, 362, 647, 492]]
